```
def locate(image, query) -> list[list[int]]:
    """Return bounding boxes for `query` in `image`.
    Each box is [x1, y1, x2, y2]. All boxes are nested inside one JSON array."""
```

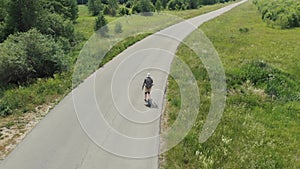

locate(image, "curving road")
[[1, 1, 247, 169]]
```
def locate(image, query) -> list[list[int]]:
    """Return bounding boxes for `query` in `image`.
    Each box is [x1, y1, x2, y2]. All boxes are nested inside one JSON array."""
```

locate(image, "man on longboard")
[[142, 73, 153, 104]]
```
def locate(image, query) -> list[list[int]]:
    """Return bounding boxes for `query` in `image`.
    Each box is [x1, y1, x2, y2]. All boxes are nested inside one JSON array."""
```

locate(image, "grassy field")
[[161, 0, 300, 168]]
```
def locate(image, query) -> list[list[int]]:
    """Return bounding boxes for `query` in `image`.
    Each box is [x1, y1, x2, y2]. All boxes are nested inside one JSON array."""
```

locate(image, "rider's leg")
[[144, 92, 147, 101]]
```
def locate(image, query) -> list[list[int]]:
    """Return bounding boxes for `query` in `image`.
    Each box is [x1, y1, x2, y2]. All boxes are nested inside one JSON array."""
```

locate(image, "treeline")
[[87, 0, 235, 16], [253, 0, 300, 29], [0, 0, 80, 85]]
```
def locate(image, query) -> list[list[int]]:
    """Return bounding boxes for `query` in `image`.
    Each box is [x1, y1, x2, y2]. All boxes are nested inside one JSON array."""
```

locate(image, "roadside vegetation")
[[253, 0, 300, 29], [161, 0, 300, 168]]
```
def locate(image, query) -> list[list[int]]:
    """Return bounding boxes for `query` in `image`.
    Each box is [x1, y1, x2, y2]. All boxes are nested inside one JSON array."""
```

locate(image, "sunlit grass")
[[161, 0, 300, 168]]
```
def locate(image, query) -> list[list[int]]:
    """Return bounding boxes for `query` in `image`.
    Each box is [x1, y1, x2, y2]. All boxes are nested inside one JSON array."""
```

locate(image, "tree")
[[0, 0, 8, 42], [43, 0, 79, 22], [114, 22, 122, 33], [77, 0, 88, 4], [6, 0, 42, 33], [118, 7, 130, 15], [132, 0, 155, 15], [161, 0, 168, 9], [155, 0, 162, 12], [35, 11, 75, 47], [88, 0, 103, 16], [0, 29, 68, 85], [188, 0, 199, 9], [0, 0, 8, 22], [94, 13, 109, 37]]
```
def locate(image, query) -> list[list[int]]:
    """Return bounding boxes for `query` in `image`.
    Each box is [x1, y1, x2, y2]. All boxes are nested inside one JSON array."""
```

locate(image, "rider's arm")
[[142, 79, 145, 90]]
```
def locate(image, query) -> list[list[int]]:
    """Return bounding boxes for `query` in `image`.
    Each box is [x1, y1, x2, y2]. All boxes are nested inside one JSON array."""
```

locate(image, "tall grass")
[[161, 0, 300, 168]]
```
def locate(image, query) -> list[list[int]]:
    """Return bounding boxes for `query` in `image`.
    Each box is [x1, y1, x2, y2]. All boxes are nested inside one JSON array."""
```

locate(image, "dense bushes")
[[0, 0, 80, 87], [94, 13, 108, 35], [88, 0, 236, 16], [0, 29, 68, 85], [0, 0, 78, 43], [253, 0, 300, 29]]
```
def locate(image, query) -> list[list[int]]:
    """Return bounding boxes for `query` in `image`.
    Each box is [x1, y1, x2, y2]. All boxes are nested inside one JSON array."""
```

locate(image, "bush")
[[118, 7, 130, 15], [0, 29, 68, 85], [227, 60, 300, 101], [253, 0, 300, 29], [132, 0, 155, 15], [37, 13, 74, 37], [94, 13, 109, 36], [88, 0, 103, 16], [114, 22, 123, 34]]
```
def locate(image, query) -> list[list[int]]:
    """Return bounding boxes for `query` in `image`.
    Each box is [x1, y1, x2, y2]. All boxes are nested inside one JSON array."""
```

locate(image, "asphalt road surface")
[[1, 1, 247, 168]]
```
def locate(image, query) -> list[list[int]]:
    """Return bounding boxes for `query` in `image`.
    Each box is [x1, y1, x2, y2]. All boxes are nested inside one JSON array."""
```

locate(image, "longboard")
[[145, 99, 158, 108]]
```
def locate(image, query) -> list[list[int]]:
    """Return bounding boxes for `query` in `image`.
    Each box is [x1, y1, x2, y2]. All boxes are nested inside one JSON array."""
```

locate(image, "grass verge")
[[161, 0, 300, 168]]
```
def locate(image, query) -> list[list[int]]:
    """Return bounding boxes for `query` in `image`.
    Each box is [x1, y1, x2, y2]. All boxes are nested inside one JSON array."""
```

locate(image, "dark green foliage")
[[6, 0, 41, 33], [77, 0, 88, 4], [166, 0, 228, 11], [161, 0, 168, 8], [102, 0, 119, 16], [202, 0, 220, 5], [0, 29, 68, 85], [253, 0, 300, 29], [0, 0, 8, 42], [118, 7, 130, 15], [132, 0, 155, 15], [2, 0, 78, 43], [155, 0, 162, 12], [44, 0, 79, 22], [125, 0, 133, 8], [36, 13, 75, 40], [239, 27, 249, 33], [88, 0, 103, 16], [0, 0, 8, 22], [0, 99, 12, 117], [94, 13, 108, 36]]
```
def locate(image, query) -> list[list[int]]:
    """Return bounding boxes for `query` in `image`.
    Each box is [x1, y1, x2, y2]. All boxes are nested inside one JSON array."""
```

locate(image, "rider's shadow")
[[145, 99, 158, 109]]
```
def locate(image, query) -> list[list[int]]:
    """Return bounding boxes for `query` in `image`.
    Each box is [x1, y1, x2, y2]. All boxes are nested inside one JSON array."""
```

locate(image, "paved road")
[[1, 1, 247, 168]]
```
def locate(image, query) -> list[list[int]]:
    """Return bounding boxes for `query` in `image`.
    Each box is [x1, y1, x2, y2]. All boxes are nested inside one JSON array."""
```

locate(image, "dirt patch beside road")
[[0, 103, 53, 159]]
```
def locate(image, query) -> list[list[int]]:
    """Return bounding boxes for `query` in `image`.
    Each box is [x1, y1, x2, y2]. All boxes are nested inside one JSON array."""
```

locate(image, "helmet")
[[147, 73, 151, 77]]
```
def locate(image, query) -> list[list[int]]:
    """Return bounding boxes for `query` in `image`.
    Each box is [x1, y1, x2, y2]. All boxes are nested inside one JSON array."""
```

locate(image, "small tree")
[[88, 0, 102, 16], [114, 22, 122, 34], [0, 29, 67, 84], [6, 0, 42, 33], [155, 0, 162, 13], [133, 0, 155, 16], [118, 7, 130, 15], [94, 13, 108, 37]]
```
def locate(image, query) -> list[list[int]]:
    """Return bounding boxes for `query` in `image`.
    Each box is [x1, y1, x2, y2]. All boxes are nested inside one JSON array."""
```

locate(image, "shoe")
[[144, 99, 147, 102]]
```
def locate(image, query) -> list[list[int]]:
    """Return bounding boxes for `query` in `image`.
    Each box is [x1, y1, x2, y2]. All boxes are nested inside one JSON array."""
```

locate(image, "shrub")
[[114, 22, 123, 34], [0, 29, 68, 85], [132, 0, 155, 15], [253, 0, 300, 29], [118, 7, 130, 15], [94, 13, 109, 36]]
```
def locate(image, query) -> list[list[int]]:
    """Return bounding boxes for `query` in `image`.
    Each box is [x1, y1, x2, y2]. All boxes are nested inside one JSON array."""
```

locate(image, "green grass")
[[161, 0, 300, 168]]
